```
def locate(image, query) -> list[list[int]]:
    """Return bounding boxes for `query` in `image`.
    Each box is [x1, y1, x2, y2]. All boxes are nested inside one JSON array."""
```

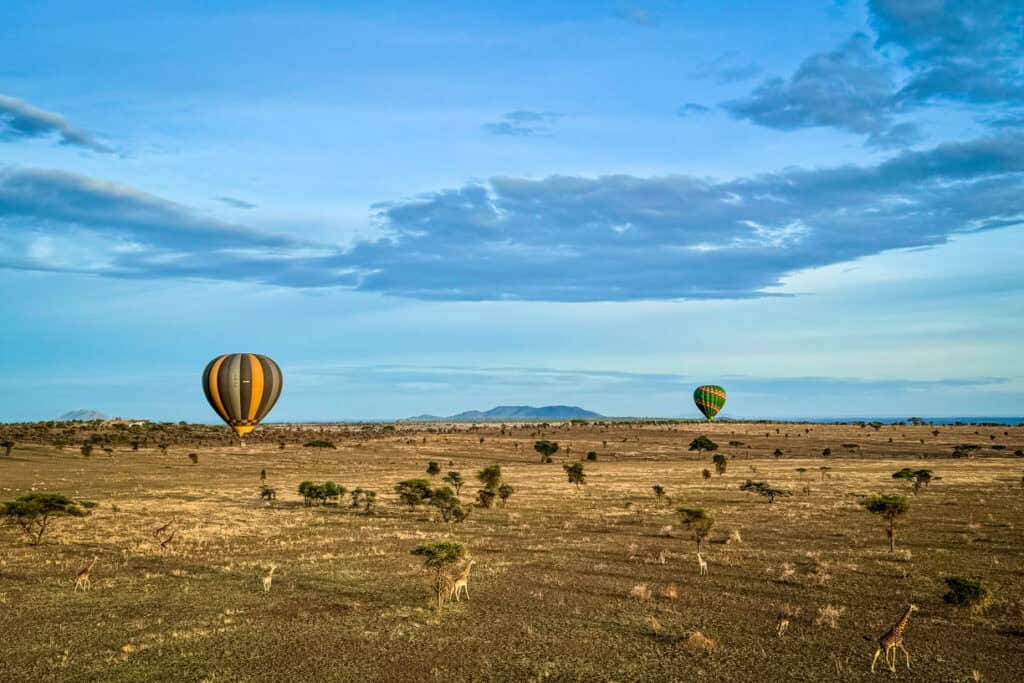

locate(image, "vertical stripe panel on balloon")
[[206, 355, 230, 423], [221, 354, 242, 425], [256, 356, 282, 422], [247, 354, 264, 421], [239, 353, 253, 423]]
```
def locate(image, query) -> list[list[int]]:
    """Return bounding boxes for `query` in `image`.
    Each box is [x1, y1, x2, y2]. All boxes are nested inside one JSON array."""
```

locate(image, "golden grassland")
[[1, 420, 1022, 682]]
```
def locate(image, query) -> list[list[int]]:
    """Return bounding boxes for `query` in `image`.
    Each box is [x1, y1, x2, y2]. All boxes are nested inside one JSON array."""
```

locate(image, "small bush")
[[683, 630, 716, 655], [943, 577, 992, 614], [426, 461, 441, 476], [585, 451, 598, 461], [303, 440, 336, 449], [814, 604, 845, 629]]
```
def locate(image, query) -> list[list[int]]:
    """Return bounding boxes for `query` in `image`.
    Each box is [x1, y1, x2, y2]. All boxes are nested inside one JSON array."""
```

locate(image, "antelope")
[[697, 552, 708, 576]]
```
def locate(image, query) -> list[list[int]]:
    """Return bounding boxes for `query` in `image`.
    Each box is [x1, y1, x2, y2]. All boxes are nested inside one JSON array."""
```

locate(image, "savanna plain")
[[1, 420, 1022, 682]]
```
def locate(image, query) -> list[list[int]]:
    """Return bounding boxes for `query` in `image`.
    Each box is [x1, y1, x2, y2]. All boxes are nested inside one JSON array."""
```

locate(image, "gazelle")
[[74, 557, 98, 592]]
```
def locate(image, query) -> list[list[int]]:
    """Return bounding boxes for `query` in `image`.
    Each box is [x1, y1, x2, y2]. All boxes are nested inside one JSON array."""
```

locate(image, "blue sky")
[[1, 0, 1022, 421]]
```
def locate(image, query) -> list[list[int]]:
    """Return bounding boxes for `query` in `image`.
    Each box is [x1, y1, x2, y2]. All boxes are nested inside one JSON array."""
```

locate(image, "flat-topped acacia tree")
[[412, 541, 465, 612], [688, 436, 718, 454], [534, 440, 559, 463], [2, 493, 86, 545], [862, 494, 910, 552]]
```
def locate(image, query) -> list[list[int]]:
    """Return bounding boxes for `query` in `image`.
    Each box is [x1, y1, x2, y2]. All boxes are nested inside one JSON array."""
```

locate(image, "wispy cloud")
[[0, 95, 111, 153], [614, 5, 660, 27], [216, 196, 256, 209], [482, 111, 562, 137], [678, 103, 710, 117], [3, 132, 1023, 300]]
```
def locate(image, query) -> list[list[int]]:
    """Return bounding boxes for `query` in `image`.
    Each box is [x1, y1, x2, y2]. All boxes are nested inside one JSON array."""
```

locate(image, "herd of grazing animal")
[[61, 500, 926, 673]]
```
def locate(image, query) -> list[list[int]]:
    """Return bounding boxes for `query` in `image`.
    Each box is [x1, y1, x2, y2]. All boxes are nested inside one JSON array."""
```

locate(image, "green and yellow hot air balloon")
[[202, 354, 283, 436], [693, 385, 726, 421]]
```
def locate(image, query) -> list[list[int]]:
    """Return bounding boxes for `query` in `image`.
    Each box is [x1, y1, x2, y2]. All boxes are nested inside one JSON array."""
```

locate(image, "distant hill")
[[58, 409, 109, 421], [408, 405, 602, 421]]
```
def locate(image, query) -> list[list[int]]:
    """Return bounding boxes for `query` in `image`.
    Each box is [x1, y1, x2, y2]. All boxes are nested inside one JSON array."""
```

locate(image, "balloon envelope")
[[693, 385, 726, 420], [202, 354, 283, 436]]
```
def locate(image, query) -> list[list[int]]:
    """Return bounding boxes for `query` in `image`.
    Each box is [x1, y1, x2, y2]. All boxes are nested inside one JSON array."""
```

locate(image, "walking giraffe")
[[448, 560, 476, 602], [871, 605, 918, 673], [74, 557, 98, 592]]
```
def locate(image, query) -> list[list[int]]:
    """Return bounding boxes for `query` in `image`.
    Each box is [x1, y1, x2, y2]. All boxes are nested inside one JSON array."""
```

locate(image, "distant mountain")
[[407, 405, 602, 421], [58, 409, 109, 421]]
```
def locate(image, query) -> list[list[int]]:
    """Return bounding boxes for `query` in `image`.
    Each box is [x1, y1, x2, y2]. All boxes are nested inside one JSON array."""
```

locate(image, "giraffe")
[[74, 557, 98, 592], [153, 519, 174, 538], [262, 565, 276, 593], [871, 604, 918, 673], [449, 560, 476, 602], [697, 552, 708, 576], [159, 530, 176, 553]]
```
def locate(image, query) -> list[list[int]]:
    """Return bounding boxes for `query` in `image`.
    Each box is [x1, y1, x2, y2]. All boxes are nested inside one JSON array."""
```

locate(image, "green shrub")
[[688, 436, 718, 453], [943, 577, 992, 614], [303, 440, 336, 449]]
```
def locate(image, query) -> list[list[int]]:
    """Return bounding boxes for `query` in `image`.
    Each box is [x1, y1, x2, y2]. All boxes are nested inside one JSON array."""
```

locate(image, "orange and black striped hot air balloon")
[[202, 354, 283, 436]]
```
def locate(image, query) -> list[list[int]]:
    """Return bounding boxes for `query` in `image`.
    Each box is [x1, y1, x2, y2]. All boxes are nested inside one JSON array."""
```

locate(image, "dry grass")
[[0, 420, 1022, 681]]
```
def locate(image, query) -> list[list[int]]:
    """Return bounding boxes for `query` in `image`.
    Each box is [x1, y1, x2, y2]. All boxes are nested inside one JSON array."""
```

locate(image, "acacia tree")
[[498, 483, 514, 505], [534, 440, 559, 463], [892, 468, 933, 495], [688, 436, 718, 454], [563, 462, 586, 489], [396, 479, 433, 510], [2, 493, 86, 545], [861, 494, 910, 552], [442, 471, 464, 495], [678, 507, 714, 553], [411, 541, 465, 611], [740, 480, 791, 504], [430, 486, 470, 523], [652, 484, 667, 504], [477, 465, 502, 508], [712, 453, 727, 475]]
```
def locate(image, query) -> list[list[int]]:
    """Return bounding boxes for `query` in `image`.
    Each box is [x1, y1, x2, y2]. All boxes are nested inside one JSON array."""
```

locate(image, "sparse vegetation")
[[712, 453, 727, 475], [427, 461, 442, 477], [303, 440, 336, 449]]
